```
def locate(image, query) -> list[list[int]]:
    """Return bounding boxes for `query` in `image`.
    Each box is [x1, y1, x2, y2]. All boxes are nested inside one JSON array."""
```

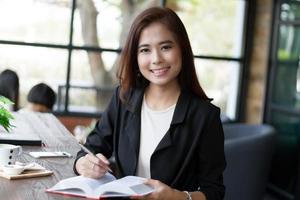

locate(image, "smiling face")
[[137, 22, 182, 89]]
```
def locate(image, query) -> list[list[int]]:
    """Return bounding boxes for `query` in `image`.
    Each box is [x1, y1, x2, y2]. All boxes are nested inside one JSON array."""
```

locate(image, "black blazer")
[[75, 87, 226, 200]]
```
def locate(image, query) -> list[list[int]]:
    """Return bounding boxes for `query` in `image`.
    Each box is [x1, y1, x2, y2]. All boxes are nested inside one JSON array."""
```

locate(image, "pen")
[[78, 143, 113, 173]]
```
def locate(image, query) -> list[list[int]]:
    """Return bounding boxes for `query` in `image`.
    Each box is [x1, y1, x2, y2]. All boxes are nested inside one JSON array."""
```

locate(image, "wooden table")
[[0, 111, 82, 200]]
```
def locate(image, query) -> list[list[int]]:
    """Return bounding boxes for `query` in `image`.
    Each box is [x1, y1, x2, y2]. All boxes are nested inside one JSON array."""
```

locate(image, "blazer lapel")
[[154, 129, 173, 152], [122, 114, 140, 175], [153, 90, 191, 153], [123, 88, 144, 175]]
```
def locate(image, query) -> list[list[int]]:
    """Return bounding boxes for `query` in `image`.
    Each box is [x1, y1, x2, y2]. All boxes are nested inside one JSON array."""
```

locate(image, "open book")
[[46, 173, 154, 199]]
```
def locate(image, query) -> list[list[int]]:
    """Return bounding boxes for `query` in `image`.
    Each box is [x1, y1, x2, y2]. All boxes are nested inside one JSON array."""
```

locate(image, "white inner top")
[[136, 96, 176, 178]]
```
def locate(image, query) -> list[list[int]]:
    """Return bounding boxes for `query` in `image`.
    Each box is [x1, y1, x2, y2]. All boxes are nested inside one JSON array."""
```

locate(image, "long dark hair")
[[0, 69, 19, 110], [117, 6, 210, 102]]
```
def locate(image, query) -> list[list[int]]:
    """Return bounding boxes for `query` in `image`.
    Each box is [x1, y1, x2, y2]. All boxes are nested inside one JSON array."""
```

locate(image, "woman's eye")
[[161, 45, 172, 50], [139, 48, 149, 53]]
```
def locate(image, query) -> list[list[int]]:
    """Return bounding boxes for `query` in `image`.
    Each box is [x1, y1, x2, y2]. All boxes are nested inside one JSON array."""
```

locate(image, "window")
[[264, 0, 300, 198], [167, 1, 246, 119], [0, 0, 248, 120]]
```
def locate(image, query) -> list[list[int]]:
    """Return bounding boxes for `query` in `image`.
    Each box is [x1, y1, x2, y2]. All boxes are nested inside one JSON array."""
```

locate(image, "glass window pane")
[[166, 0, 245, 57], [73, 0, 121, 48], [272, 61, 300, 108], [274, 25, 300, 108], [68, 87, 104, 113], [269, 111, 300, 193], [73, 0, 161, 48], [281, 2, 300, 21], [195, 59, 240, 119], [68, 50, 118, 113], [0, 0, 71, 44], [0, 44, 68, 109], [277, 25, 300, 60]]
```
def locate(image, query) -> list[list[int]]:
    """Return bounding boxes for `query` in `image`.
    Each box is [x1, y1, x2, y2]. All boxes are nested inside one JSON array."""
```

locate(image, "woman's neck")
[[144, 83, 180, 110]]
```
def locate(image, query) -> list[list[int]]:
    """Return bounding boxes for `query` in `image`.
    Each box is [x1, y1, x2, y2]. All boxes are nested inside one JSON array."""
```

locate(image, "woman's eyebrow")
[[138, 40, 174, 49], [138, 44, 149, 49], [159, 40, 173, 45]]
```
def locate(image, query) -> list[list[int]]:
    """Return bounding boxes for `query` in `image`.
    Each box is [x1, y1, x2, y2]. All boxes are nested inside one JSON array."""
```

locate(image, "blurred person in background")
[[0, 69, 19, 111], [25, 83, 56, 112]]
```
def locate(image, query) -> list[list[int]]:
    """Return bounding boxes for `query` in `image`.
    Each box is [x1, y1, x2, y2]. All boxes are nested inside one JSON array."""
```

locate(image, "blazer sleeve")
[[73, 87, 119, 174], [197, 107, 226, 200]]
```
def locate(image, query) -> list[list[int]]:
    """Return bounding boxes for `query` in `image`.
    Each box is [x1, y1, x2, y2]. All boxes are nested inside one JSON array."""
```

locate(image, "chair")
[[220, 114, 233, 124], [223, 123, 276, 200]]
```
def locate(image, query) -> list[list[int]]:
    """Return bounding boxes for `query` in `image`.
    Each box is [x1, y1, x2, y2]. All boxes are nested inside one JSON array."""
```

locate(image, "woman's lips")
[[150, 67, 170, 77]]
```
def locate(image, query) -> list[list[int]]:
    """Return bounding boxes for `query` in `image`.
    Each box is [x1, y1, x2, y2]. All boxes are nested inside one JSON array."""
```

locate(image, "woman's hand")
[[130, 179, 185, 200], [75, 153, 111, 179]]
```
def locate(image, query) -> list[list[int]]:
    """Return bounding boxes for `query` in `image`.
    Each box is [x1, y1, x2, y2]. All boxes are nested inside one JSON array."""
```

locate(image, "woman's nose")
[[151, 50, 162, 65]]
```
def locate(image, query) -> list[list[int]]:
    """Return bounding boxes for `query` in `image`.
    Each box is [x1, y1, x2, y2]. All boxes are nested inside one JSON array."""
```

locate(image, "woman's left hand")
[[130, 179, 183, 200]]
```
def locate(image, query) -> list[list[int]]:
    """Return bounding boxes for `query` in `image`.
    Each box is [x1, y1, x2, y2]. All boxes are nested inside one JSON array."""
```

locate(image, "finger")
[[96, 153, 110, 165], [130, 195, 144, 199], [143, 179, 164, 192], [86, 155, 112, 174], [131, 192, 154, 200], [86, 154, 101, 164], [95, 154, 113, 172], [84, 164, 107, 178], [86, 154, 108, 169], [143, 179, 157, 186], [92, 163, 108, 174], [78, 156, 105, 179]]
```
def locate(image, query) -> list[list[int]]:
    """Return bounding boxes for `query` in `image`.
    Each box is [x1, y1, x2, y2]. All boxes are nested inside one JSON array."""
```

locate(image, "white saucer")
[[2, 165, 25, 175]]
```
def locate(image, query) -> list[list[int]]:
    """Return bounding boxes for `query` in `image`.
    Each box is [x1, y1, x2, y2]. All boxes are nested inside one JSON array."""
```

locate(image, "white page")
[[93, 175, 154, 197], [48, 173, 154, 198], [114, 176, 146, 186], [49, 176, 93, 195], [94, 182, 135, 197], [48, 173, 116, 196]]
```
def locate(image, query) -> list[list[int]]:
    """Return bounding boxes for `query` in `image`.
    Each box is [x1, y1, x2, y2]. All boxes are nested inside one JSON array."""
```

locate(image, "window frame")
[[0, 0, 251, 120]]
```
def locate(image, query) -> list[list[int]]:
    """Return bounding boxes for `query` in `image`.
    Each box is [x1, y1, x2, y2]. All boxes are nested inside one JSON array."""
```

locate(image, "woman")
[[0, 69, 19, 111], [74, 7, 226, 200]]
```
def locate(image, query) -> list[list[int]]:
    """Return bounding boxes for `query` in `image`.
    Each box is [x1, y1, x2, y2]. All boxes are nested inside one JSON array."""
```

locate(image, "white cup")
[[0, 144, 22, 167]]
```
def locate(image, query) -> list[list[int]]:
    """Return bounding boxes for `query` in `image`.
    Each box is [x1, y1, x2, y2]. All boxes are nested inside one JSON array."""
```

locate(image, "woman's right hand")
[[75, 153, 111, 179]]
